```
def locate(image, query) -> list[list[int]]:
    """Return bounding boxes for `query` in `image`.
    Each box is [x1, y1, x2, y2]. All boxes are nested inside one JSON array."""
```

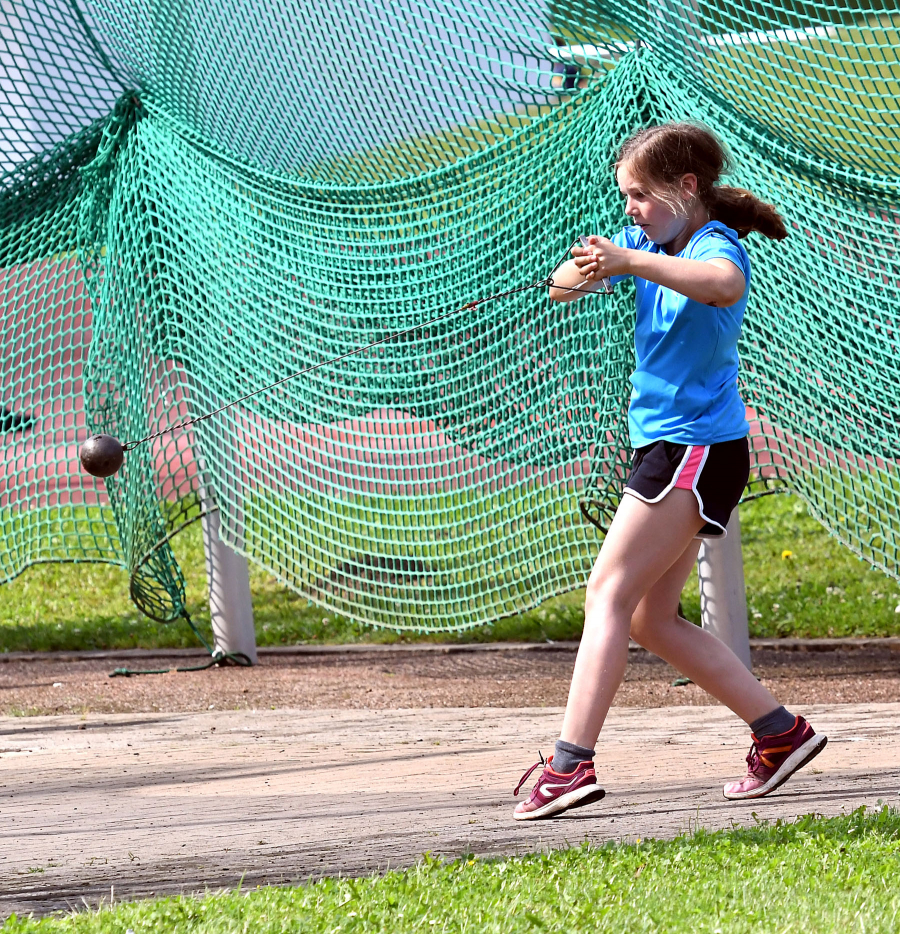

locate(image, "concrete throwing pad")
[[2, 703, 899, 917]]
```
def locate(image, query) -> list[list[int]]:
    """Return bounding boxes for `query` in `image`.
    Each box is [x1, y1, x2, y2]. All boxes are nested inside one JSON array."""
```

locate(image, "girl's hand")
[[574, 236, 632, 280]]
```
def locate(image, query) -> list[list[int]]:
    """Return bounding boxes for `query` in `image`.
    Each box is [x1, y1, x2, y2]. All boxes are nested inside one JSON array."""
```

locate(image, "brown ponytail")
[[615, 122, 789, 241], [710, 186, 788, 240]]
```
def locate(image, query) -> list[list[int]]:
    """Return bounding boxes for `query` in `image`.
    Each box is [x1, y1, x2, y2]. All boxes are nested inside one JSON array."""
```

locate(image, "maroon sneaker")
[[513, 753, 605, 821], [724, 716, 827, 800]]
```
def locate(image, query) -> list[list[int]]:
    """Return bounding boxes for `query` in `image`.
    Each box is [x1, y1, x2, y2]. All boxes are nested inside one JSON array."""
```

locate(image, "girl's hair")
[[615, 123, 788, 240]]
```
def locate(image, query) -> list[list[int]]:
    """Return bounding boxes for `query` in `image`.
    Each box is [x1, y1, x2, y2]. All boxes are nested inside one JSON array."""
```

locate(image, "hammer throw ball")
[[79, 434, 125, 478]]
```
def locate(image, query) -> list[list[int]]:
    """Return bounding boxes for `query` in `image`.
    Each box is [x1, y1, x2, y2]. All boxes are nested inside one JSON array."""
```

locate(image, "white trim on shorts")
[[686, 445, 728, 538], [623, 444, 728, 539], [621, 444, 693, 505]]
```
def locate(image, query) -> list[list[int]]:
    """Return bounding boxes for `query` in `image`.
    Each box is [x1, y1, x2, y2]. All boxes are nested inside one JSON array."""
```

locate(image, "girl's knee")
[[585, 579, 613, 616], [584, 579, 637, 629], [629, 606, 656, 647], [630, 605, 683, 652]]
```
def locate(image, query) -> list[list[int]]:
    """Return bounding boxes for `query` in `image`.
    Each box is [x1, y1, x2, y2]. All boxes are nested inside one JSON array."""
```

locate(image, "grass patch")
[[707, 492, 900, 639], [0, 491, 897, 653], [4, 807, 900, 932]]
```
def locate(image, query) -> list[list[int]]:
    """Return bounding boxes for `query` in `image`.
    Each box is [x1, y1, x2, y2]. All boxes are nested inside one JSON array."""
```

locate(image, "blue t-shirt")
[[610, 221, 751, 448]]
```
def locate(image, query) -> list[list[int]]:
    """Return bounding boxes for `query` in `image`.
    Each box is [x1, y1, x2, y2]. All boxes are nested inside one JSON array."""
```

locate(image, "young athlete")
[[513, 122, 827, 820]]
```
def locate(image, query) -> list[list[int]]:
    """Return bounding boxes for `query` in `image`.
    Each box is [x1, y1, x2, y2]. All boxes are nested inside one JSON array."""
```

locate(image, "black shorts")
[[624, 437, 750, 538]]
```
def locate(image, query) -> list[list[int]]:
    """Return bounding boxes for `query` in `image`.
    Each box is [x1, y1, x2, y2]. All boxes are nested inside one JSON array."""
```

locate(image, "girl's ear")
[[680, 173, 699, 200]]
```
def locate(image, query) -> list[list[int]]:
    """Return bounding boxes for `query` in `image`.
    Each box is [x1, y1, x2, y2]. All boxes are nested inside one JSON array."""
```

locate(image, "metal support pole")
[[200, 493, 257, 665], [697, 507, 751, 670]]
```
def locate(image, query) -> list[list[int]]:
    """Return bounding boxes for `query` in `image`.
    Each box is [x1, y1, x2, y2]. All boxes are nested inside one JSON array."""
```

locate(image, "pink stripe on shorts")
[[674, 445, 708, 490], [620, 438, 750, 539]]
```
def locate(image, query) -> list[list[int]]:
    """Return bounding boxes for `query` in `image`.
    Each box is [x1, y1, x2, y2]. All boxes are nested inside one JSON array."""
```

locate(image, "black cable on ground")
[[108, 613, 253, 677]]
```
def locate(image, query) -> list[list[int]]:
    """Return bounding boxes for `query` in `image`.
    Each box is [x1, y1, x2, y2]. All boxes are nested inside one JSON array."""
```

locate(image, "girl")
[[513, 122, 826, 820]]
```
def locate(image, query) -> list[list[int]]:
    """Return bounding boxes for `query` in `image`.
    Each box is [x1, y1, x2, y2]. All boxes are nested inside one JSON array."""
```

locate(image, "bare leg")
[[559, 488, 706, 748], [630, 540, 780, 724]]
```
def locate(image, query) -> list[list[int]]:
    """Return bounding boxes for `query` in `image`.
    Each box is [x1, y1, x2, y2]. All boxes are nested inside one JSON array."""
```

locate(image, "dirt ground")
[[3, 641, 900, 715], [5, 642, 900, 917], [4, 702, 899, 917]]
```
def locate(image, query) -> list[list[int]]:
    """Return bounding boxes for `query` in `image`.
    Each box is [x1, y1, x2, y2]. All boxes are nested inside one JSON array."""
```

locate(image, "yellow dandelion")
[[781, 550, 793, 560]]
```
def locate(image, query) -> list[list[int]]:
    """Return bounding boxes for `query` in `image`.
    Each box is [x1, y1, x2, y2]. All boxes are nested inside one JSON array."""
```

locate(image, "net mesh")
[[0, 0, 897, 630]]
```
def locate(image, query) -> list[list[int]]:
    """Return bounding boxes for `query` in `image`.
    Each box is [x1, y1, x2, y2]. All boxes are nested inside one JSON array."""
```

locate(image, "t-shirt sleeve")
[[690, 232, 750, 282], [609, 226, 645, 284]]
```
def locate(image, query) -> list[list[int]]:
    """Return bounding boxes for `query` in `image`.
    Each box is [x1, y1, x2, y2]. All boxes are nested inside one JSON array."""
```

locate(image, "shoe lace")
[[513, 751, 546, 796], [746, 741, 761, 774]]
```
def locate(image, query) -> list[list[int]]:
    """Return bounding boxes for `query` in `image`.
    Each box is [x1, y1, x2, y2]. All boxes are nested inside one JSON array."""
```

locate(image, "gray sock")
[[750, 705, 796, 738], [552, 739, 595, 774]]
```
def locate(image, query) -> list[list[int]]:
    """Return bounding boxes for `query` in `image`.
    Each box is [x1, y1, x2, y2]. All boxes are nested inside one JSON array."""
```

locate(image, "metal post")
[[200, 492, 257, 664], [697, 507, 751, 670]]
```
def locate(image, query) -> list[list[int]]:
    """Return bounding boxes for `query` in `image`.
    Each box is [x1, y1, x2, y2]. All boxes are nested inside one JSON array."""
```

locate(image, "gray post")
[[697, 507, 751, 670], [199, 491, 258, 665]]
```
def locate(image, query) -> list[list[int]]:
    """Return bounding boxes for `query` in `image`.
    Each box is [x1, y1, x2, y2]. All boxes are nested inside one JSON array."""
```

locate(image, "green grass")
[[0, 491, 898, 654], [4, 807, 900, 932], [709, 14, 900, 179], [680, 491, 900, 639]]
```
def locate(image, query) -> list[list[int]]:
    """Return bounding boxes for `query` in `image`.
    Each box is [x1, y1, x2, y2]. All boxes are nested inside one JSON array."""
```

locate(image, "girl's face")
[[616, 162, 698, 247]]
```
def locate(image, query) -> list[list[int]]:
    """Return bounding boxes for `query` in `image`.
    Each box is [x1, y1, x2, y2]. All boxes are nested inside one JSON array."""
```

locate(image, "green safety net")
[[0, 1, 897, 631]]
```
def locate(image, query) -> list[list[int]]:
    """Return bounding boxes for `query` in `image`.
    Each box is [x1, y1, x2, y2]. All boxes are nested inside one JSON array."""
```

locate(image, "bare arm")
[[548, 253, 610, 303], [622, 253, 745, 306], [550, 236, 745, 307]]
